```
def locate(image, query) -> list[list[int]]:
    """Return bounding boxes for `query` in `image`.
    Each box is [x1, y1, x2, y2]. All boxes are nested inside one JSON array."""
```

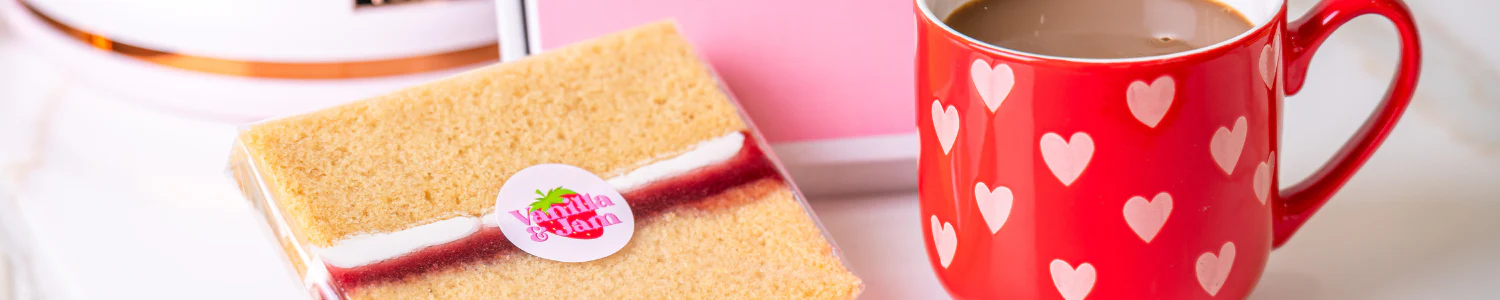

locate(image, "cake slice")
[[228, 21, 861, 299]]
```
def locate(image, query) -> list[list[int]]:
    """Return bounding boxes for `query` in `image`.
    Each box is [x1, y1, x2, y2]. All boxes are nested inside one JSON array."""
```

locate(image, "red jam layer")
[[326, 132, 778, 290]]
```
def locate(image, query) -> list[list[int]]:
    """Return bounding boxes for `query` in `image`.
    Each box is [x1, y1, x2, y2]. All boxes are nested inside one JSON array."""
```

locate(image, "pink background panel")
[[535, 0, 916, 143]]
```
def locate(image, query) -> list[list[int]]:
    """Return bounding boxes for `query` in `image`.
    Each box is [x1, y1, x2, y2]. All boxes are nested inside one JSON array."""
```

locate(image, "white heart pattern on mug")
[[930, 215, 958, 268], [971, 59, 1015, 113], [1040, 132, 1095, 186], [1123, 192, 1173, 243], [974, 182, 1014, 235], [1126, 75, 1175, 128], [1254, 152, 1276, 204], [1274, 30, 1284, 89], [931, 100, 961, 155], [1260, 44, 1277, 88], [1210, 116, 1249, 175], [1050, 259, 1097, 300], [1196, 242, 1237, 296]]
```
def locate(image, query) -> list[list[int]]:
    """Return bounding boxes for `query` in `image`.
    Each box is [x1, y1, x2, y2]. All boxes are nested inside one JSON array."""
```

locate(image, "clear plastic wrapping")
[[228, 21, 860, 299], [1, 183, 39, 300]]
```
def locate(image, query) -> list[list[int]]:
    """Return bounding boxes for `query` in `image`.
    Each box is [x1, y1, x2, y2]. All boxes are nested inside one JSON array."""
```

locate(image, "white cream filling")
[[607, 132, 746, 191], [316, 216, 482, 268], [312, 132, 747, 269]]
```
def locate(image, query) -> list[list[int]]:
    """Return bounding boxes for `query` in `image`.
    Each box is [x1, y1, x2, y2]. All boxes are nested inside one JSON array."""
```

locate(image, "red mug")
[[916, 0, 1421, 299]]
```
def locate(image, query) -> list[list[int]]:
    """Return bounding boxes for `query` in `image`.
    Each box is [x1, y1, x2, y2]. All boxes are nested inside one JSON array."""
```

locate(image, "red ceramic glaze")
[[915, 0, 1421, 299]]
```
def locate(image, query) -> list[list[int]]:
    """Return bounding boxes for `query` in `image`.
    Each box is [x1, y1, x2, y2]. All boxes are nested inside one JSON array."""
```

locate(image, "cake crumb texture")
[[237, 21, 747, 246], [347, 179, 863, 299]]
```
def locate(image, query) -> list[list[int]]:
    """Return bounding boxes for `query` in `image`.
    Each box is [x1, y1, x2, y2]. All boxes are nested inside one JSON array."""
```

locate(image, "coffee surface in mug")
[[943, 0, 1255, 59]]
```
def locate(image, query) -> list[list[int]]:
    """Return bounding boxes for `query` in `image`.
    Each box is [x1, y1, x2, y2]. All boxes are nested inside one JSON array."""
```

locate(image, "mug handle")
[[1274, 0, 1422, 248]]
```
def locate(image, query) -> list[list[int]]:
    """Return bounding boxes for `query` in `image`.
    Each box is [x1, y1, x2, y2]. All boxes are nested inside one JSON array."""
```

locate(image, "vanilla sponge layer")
[[346, 179, 862, 299], [236, 22, 747, 246]]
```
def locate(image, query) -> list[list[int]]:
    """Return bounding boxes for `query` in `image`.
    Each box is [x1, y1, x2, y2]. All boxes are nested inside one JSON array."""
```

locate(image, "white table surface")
[[3, 1, 1498, 299]]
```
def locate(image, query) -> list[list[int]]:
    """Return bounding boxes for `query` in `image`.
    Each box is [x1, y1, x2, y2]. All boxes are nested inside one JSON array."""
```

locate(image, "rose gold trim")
[[20, 1, 498, 79]]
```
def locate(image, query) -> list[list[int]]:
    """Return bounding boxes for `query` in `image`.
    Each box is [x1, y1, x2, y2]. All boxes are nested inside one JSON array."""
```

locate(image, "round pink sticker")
[[493, 164, 636, 262]]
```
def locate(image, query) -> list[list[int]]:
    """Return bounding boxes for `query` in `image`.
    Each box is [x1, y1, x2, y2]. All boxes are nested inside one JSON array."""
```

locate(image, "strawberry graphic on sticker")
[[530, 187, 604, 239], [496, 164, 635, 262]]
